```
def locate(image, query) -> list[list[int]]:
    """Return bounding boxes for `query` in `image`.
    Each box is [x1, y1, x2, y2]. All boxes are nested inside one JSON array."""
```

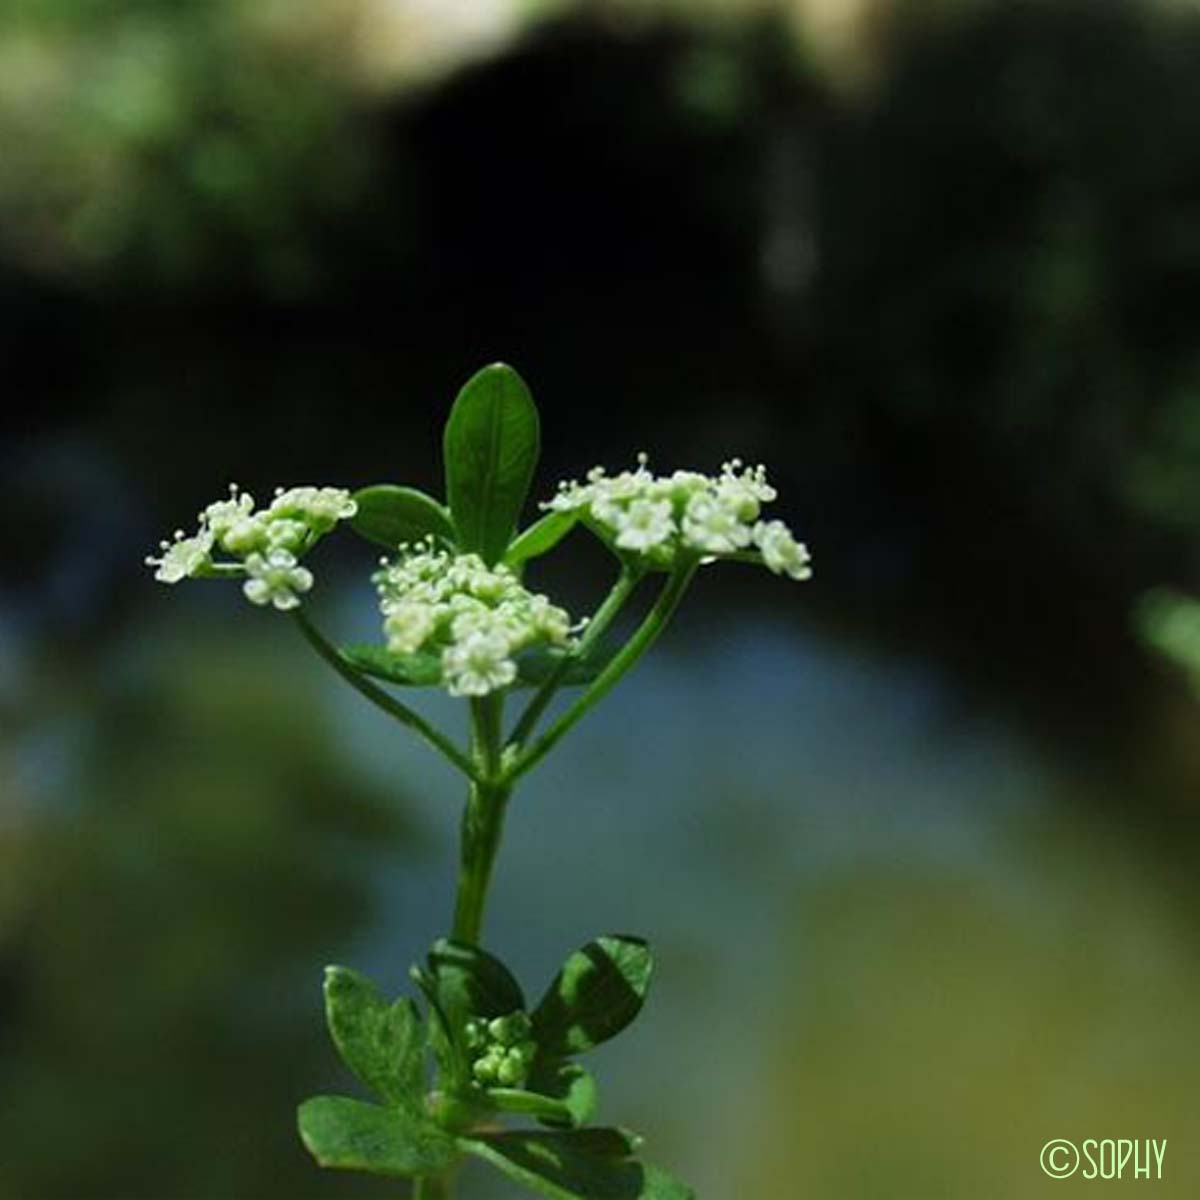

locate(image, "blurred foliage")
[[0, 622, 419, 1198], [798, 0, 1200, 759], [0, 0, 788, 293], [818, 0, 1200, 533], [0, 0, 396, 294], [1138, 588, 1200, 691]]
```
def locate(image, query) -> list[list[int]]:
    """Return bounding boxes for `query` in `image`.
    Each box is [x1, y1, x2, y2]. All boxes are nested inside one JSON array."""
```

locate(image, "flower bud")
[[495, 1055, 524, 1086]]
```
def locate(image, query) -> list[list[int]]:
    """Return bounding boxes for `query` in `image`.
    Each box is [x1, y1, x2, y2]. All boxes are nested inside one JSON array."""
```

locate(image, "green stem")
[[413, 1173, 451, 1199], [193, 562, 246, 579], [451, 695, 510, 943], [507, 562, 644, 749], [505, 561, 699, 783], [292, 610, 479, 781]]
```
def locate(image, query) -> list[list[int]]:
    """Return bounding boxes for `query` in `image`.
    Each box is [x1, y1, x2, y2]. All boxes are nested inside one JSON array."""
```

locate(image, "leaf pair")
[[298, 938, 693, 1197], [352, 364, 565, 570], [419, 935, 653, 1065], [411, 938, 527, 1094]]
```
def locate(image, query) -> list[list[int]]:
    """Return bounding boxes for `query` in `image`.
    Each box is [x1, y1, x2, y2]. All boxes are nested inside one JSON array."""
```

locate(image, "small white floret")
[[242, 549, 315, 610], [270, 485, 357, 531], [146, 528, 214, 584], [614, 498, 674, 551], [384, 603, 439, 654], [203, 486, 256, 539], [753, 520, 812, 581], [682, 494, 753, 555], [443, 630, 518, 697], [221, 514, 269, 556]]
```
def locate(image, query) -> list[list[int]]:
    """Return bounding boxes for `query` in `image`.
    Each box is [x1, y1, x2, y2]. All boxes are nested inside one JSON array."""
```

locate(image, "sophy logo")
[[1040, 1139, 1167, 1180]]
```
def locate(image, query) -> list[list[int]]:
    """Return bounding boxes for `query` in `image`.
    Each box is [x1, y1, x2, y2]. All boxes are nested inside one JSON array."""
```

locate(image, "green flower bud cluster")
[[465, 1011, 537, 1088]]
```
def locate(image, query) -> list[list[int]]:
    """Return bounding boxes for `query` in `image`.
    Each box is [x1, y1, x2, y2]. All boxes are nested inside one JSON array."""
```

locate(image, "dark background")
[[4, 1, 1200, 1196]]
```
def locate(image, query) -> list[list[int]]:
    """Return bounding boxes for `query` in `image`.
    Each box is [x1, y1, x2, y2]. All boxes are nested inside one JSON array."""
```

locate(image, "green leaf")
[[323, 966, 424, 1106], [489, 1062, 598, 1129], [461, 1129, 693, 1200], [351, 485, 455, 552], [515, 641, 619, 688], [419, 942, 526, 1095], [530, 1061, 599, 1129], [411, 964, 470, 1091], [532, 937, 653, 1057], [427, 938, 526, 1031], [443, 363, 540, 565], [341, 644, 443, 687], [341, 641, 614, 692], [505, 510, 579, 569], [298, 1095, 458, 1177]]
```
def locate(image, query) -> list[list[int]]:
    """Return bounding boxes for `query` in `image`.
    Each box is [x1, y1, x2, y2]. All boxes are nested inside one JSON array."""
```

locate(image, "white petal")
[[243, 579, 271, 605]]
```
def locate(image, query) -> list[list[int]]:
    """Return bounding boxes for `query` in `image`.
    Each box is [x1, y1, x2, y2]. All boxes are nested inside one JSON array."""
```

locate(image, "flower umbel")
[[374, 544, 574, 697], [545, 456, 810, 577], [145, 483, 356, 608]]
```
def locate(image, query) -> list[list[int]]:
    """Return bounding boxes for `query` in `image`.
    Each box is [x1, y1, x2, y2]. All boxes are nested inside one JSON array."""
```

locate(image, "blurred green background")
[[5, 0, 1200, 1196]]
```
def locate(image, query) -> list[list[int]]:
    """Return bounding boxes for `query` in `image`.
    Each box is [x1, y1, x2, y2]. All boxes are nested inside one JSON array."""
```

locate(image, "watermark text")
[[1040, 1139, 1166, 1180]]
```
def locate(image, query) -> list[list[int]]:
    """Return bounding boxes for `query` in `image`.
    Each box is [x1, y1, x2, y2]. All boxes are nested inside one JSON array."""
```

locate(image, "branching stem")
[[505, 561, 698, 783], [292, 610, 480, 781], [507, 561, 644, 750]]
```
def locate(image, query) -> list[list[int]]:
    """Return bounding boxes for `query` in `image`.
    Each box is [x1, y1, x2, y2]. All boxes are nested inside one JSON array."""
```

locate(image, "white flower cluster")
[[374, 545, 574, 697], [544, 457, 812, 579], [145, 484, 357, 610]]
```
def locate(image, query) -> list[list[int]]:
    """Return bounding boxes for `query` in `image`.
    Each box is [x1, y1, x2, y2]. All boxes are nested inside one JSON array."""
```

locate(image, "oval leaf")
[[323, 966, 424, 1106], [443, 363, 540, 565], [532, 936, 653, 1057], [298, 1095, 458, 1177], [505, 510, 579, 569], [351, 484, 454, 552], [427, 938, 526, 1037], [341, 644, 443, 687]]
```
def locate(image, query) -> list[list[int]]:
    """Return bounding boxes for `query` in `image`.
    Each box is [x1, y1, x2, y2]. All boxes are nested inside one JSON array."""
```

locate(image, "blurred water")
[[7, 588, 1197, 1197]]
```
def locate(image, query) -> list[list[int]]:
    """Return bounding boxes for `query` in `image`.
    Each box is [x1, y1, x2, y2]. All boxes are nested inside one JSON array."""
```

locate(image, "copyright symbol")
[[1041, 1139, 1079, 1178]]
